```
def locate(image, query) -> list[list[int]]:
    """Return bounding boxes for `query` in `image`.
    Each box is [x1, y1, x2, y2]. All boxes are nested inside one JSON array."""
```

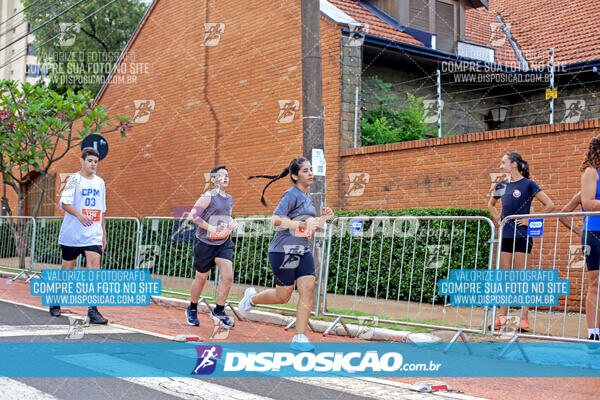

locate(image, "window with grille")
[[24, 174, 55, 216], [435, 0, 456, 52]]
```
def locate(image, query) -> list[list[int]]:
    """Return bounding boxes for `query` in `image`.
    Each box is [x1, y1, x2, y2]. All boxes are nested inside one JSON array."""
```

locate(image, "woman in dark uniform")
[[488, 152, 554, 332]]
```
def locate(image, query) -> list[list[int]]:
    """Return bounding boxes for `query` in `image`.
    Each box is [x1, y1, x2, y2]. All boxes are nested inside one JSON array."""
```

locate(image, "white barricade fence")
[[491, 211, 600, 342], [34, 216, 140, 271], [319, 215, 495, 339], [139, 216, 216, 303]]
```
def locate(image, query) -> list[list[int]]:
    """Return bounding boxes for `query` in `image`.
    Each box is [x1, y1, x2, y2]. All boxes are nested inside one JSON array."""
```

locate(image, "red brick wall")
[[49, 0, 343, 218], [339, 120, 598, 211]]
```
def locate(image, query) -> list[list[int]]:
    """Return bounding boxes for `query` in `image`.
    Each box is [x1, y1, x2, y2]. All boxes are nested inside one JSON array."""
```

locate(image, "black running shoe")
[[88, 308, 108, 324], [186, 307, 200, 326], [49, 306, 61, 317]]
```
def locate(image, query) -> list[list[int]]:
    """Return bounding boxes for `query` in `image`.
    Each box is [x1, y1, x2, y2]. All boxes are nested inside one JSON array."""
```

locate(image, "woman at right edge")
[[579, 137, 600, 341]]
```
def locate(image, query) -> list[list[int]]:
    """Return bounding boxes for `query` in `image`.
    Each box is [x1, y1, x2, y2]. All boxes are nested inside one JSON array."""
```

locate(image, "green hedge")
[[139, 219, 197, 278], [325, 208, 493, 304], [0, 220, 31, 258], [34, 220, 62, 265]]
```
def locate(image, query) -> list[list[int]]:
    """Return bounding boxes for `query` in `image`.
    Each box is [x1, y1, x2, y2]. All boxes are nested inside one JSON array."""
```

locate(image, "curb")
[[151, 295, 442, 343]]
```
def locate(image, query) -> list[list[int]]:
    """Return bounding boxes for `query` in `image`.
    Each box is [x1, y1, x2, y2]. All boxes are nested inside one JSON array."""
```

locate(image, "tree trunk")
[[31, 172, 47, 219], [16, 187, 27, 270]]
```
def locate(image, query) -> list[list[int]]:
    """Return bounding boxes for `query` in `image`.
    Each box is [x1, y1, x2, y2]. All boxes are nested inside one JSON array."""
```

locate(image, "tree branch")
[[80, 19, 110, 53], [7, 86, 26, 125], [50, 123, 74, 164]]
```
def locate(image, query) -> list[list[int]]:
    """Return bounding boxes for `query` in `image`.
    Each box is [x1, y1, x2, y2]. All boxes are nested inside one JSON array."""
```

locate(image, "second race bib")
[[81, 209, 101, 221], [295, 227, 311, 238], [210, 227, 231, 240]]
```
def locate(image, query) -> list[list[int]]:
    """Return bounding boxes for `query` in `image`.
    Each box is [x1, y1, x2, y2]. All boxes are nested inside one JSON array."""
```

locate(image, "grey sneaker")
[[237, 287, 256, 319]]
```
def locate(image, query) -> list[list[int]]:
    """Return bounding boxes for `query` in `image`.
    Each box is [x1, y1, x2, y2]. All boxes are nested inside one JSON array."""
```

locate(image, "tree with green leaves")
[[0, 80, 131, 268], [22, 0, 147, 95], [361, 77, 435, 146]]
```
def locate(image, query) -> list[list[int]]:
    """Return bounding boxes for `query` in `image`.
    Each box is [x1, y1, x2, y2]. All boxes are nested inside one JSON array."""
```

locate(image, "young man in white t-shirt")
[[49, 147, 108, 324]]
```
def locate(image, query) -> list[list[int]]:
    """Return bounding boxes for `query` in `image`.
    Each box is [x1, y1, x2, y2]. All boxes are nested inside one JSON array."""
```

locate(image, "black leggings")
[[582, 230, 600, 272]]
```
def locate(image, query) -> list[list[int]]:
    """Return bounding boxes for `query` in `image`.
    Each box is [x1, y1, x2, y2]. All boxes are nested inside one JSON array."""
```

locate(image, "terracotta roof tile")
[[465, 6, 520, 67], [327, 0, 423, 47], [328, 1, 598, 68], [487, 0, 600, 67]]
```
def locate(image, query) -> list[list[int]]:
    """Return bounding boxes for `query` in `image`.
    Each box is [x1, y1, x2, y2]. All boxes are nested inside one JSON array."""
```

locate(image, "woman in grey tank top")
[[239, 157, 334, 352], [185, 165, 238, 330]]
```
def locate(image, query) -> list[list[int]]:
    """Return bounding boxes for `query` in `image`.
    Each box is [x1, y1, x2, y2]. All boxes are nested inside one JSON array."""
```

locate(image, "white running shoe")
[[290, 334, 315, 352], [237, 287, 256, 319]]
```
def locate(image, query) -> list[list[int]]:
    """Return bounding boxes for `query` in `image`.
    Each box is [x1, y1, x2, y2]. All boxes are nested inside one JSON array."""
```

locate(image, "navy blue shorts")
[[60, 245, 102, 261], [582, 231, 600, 272], [269, 251, 315, 286], [500, 237, 533, 254]]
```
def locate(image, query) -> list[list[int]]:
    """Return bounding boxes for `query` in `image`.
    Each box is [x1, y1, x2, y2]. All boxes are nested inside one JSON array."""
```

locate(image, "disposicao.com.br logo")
[[190, 343, 442, 377], [222, 351, 437, 373]]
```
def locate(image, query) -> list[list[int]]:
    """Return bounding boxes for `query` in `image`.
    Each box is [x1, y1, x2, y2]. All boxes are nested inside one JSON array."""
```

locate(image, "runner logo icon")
[[191, 345, 223, 375]]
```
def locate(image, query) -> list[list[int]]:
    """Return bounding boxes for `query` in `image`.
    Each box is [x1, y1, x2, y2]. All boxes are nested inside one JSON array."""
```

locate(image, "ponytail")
[[248, 157, 308, 207], [248, 168, 290, 207], [506, 152, 530, 179], [519, 160, 530, 179]]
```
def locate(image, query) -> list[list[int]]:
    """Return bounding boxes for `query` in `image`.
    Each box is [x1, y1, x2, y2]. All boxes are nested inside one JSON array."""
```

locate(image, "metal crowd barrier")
[[492, 211, 600, 343], [34, 217, 140, 271], [319, 216, 495, 339], [0, 216, 36, 281], [139, 217, 217, 306], [10, 210, 600, 345]]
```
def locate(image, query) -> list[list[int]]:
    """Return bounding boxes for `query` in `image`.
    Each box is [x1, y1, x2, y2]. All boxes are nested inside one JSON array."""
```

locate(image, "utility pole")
[[549, 48, 555, 124], [301, 0, 326, 315], [436, 69, 442, 138]]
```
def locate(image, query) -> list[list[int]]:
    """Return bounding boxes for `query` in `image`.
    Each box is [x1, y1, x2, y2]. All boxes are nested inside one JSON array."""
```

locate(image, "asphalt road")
[[0, 300, 453, 400]]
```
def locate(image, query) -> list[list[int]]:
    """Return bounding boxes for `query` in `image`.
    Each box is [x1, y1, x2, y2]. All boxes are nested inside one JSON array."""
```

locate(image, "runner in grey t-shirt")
[[239, 157, 334, 352], [184, 165, 238, 329], [268, 185, 316, 254]]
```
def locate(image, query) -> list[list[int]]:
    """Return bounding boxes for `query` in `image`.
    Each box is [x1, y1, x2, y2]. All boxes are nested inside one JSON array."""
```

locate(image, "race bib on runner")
[[81, 209, 101, 221], [295, 227, 311, 238], [210, 227, 230, 240]]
